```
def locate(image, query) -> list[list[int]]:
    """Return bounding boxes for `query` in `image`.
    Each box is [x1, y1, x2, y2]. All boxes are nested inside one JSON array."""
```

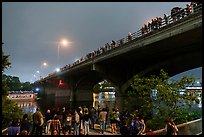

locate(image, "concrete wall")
[[75, 89, 93, 102], [154, 118, 202, 135]]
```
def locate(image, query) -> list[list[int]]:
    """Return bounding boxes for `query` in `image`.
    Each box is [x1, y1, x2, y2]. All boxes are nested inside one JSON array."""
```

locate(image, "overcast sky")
[[2, 2, 202, 83]]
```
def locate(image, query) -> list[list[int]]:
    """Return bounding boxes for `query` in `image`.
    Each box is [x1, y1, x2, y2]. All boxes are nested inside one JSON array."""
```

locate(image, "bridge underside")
[[95, 26, 202, 89], [35, 13, 202, 110]]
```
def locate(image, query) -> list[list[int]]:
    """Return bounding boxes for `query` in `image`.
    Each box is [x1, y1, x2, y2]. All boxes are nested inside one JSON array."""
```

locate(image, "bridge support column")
[[115, 92, 127, 111]]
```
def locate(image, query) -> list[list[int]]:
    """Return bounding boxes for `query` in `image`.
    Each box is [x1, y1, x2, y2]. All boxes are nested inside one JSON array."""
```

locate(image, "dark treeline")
[[2, 74, 33, 91]]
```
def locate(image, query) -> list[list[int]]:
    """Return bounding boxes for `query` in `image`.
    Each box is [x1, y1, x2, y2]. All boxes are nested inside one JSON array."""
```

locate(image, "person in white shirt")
[[74, 110, 80, 135]]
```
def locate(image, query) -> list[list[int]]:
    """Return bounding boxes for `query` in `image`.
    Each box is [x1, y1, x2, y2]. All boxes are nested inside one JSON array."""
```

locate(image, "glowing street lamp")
[[42, 62, 47, 68], [39, 61, 48, 78], [56, 68, 60, 72]]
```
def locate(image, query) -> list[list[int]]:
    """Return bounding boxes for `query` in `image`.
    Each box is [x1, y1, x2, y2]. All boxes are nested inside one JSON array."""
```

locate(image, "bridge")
[[34, 5, 202, 110]]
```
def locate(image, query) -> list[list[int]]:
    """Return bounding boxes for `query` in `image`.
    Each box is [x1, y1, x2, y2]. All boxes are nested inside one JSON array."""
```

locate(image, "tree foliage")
[[2, 51, 11, 72], [2, 97, 24, 129], [2, 45, 27, 130], [2, 49, 11, 95], [2, 74, 33, 91], [126, 69, 201, 130]]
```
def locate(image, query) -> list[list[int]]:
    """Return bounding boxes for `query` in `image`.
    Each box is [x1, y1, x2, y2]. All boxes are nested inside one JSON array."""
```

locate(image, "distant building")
[[7, 91, 37, 101], [185, 86, 202, 108], [93, 91, 115, 108]]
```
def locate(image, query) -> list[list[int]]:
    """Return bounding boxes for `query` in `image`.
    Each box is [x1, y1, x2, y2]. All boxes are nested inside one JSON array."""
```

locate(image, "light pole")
[[57, 39, 68, 67], [39, 62, 48, 78]]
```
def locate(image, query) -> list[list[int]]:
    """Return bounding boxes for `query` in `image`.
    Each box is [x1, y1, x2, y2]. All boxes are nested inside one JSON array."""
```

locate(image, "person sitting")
[[120, 119, 130, 135]]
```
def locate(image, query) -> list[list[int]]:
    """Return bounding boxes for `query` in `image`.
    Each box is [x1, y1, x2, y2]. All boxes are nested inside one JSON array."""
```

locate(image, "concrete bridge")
[[34, 5, 202, 110]]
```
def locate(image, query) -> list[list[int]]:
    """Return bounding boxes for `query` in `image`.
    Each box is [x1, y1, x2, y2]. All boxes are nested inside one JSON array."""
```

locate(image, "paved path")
[[43, 123, 121, 135]]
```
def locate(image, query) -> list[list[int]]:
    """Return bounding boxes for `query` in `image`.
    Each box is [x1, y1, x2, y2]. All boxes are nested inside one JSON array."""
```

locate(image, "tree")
[[2, 51, 11, 72], [126, 69, 200, 130], [3, 75, 21, 91], [21, 81, 33, 91], [2, 46, 11, 95], [2, 44, 24, 130], [3, 74, 33, 91]]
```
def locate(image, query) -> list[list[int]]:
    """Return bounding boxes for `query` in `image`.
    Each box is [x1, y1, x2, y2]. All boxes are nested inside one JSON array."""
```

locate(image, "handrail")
[[196, 132, 202, 135], [153, 118, 202, 135], [2, 128, 8, 135]]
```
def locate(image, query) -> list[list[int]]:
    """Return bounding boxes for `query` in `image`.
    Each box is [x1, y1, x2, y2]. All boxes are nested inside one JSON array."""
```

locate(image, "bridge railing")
[[153, 118, 202, 135], [115, 2, 202, 47], [37, 3, 202, 82]]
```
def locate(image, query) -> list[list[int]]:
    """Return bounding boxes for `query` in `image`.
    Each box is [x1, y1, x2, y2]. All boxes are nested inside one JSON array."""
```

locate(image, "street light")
[[41, 62, 47, 69], [57, 39, 68, 67], [39, 61, 48, 78]]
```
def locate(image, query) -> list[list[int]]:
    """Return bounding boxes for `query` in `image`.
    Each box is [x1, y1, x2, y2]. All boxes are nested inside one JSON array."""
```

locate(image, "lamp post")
[[39, 62, 48, 78], [57, 39, 68, 67]]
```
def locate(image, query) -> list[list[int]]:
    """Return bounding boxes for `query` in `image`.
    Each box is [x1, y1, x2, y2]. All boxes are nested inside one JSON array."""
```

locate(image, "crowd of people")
[[140, 2, 202, 36], [7, 104, 180, 135], [8, 2, 201, 135], [41, 2, 202, 81]]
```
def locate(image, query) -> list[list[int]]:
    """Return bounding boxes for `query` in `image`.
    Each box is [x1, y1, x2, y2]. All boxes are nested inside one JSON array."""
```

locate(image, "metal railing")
[[2, 128, 8, 135], [153, 118, 202, 135]]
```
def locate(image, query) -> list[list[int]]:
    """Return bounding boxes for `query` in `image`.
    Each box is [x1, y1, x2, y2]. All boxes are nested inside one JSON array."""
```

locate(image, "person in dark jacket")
[[83, 109, 91, 135], [120, 119, 130, 135], [44, 109, 53, 134], [20, 114, 32, 135]]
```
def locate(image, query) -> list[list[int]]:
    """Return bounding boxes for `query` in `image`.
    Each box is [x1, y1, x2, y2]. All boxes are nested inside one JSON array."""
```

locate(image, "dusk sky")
[[2, 2, 202, 83]]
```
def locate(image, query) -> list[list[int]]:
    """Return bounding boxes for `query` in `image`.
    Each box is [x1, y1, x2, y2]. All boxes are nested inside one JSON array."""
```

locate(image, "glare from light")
[[61, 39, 68, 46], [43, 62, 47, 66], [56, 68, 60, 72]]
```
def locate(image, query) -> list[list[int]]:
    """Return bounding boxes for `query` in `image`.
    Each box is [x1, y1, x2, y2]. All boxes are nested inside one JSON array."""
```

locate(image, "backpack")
[[130, 120, 140, 135], [110, 112, 117, 121]]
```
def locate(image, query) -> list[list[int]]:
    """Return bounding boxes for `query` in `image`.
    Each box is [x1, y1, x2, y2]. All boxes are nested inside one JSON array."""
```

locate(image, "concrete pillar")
[[115, 92, 127, 111]]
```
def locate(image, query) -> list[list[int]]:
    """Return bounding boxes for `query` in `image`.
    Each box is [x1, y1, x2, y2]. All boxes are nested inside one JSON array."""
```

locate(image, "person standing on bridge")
[[163, 14, 169, 25], [128, 32, 132, 42], [111, 40, 116, 49]]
